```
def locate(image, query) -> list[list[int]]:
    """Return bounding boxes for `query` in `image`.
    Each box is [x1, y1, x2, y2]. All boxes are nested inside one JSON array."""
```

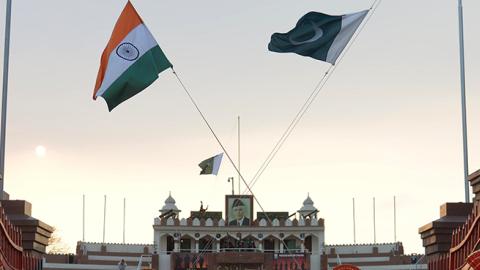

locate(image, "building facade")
[[153, 193, 325, 270], [324, 243, 426, 270], [42, 193, 428, 270]]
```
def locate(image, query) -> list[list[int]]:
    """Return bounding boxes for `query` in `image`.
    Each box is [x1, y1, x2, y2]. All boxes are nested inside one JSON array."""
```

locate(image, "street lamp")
[[227, 177, 234, 195]]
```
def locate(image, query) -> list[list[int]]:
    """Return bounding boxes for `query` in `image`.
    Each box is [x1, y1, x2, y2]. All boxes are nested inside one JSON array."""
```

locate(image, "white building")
[[153, 193, 324, 270]]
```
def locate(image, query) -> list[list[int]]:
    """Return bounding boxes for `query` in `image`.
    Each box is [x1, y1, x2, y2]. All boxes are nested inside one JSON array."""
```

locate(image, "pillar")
[[274, 239, 280, 253], [257, 240, 263, 252]]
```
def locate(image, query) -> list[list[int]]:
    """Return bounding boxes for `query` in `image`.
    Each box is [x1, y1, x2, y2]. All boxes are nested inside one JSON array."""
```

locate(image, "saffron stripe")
[[94, 1, 144, 95], [95, 24, 158, 98]]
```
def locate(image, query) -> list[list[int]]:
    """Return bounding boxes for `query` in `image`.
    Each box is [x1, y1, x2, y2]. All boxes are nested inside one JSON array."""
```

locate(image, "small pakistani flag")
[[199, 153, 223, 175], [268, 10, 368, 64]]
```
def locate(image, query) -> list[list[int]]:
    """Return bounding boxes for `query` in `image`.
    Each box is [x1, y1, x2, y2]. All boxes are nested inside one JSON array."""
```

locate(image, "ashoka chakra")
[[116, 42, 139, 61]]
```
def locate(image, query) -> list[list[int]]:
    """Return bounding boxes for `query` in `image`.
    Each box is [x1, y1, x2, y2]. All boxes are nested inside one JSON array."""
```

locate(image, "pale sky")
[[1, 0, 480, 255]]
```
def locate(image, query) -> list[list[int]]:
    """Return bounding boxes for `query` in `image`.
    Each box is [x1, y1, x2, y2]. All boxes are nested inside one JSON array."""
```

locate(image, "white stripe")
[[96, 24, 158, 98], [326, 10, 368, 64], [212, 153, 223, 175]]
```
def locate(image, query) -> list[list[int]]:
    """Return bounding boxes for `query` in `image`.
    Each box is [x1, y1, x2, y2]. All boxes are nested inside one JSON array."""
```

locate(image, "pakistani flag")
[[268, 10, 368, 64], [199, 153, 223, 175], [93, 2, 172, 111]]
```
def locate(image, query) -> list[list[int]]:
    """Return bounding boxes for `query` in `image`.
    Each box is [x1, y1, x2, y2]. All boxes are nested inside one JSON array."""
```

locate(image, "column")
[[300, 240, 305, 253], [174, 240, 180, 252], [257, 240, 263, 252], [195, 240, 199, 253], [216, 241, 221, 252], [158, 234, 167, 253]]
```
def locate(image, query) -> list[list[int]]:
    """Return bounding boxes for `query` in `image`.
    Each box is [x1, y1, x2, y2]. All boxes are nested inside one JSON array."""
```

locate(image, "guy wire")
[[244, 0, 383, 193], [172, 68, 305, 269]]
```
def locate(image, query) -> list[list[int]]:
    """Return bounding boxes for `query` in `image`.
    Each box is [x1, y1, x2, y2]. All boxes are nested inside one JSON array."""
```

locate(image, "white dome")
[[298, 194, 317, 216], [303, 196, 314, 206], [160, 192, 181, 214], [165, 194, 176, 205]]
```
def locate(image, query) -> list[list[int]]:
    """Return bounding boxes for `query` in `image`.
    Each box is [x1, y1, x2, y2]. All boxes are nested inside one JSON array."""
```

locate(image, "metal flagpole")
[[353, 198, 356, 244], [373, 197, 376, 243], [123, 198, 126, 244], [238, 116, 240, 194], [103, 195, 106, 243], [394, 196, 397, 242], [83, 194, 85, 242], [458, 0, 470, 203], [0, 0, 12, 198]]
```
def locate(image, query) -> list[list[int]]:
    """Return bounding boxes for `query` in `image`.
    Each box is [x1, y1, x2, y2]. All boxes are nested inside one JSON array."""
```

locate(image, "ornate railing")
[[449, 203, 480, 270], [428, 253, 448, 270], [428, 203, 480, 270], [0, 205, 42, 270]]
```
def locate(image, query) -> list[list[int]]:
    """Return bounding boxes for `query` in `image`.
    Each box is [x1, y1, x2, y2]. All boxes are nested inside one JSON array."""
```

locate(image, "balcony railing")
[[0, 205, 42, 270]]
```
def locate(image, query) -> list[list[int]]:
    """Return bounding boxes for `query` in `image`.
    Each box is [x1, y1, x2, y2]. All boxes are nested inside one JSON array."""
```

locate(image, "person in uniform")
[[228, 199, 250, 226]]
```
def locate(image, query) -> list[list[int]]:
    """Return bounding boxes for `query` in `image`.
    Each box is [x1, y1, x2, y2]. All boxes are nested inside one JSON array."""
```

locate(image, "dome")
[[165, 194, 176, 205], [303, 195, 314, 206], [160, 192, 181, 214], [298, 194, 318, 217]]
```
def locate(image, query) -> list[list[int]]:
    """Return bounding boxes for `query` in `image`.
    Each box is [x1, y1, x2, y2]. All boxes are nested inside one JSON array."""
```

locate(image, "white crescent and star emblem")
[[288, 21, 324, 45]]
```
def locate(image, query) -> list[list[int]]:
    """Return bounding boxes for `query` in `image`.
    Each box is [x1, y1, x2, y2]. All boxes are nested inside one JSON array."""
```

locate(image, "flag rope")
[[243, 0, 383, 194], [171, 0, 383, 265], [242, 65, 332, 194], [171, 68, 305, 269]]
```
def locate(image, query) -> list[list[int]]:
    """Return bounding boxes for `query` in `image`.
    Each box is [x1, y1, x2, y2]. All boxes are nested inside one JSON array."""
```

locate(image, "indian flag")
[[93, 1, 172, 111]]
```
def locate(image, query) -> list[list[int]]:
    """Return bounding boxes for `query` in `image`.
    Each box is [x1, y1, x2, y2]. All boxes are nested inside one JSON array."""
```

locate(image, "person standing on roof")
[[118, 259, 127, 270]]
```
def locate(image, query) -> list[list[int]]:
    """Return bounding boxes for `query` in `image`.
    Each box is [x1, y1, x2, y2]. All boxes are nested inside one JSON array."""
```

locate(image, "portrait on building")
[[225, 195, 253, 226]]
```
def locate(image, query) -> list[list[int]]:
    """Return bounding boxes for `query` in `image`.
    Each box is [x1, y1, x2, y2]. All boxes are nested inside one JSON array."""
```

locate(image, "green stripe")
[[101, 45, 172, 111], [199, 156, 215, 175], [268, 12, 342, 62]]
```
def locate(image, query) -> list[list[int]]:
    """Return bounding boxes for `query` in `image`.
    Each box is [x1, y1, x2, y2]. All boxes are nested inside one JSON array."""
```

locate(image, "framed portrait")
[[225, 195, 253, 226]]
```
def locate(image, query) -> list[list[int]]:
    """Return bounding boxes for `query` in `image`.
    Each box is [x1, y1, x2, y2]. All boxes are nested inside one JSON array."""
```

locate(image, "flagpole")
[[103, 195, 106, 243], [83, 194, 85, 242], [0, 0, 12, 199], [123, 197, 126, 244], [373, 197, 376, 244], [237, 116, 240, 194], [458, 0, 470, 203], [353, 198, 356, 244], [393, 196, 397, 242]]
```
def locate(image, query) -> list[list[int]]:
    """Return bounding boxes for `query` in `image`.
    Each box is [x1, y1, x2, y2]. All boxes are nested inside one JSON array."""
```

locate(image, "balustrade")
[[429, 202, 480, 270], [0, 206, 42, 270]]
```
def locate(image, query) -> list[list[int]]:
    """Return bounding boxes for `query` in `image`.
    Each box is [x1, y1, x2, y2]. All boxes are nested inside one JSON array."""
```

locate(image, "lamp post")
[[228, 177, 234, 195]]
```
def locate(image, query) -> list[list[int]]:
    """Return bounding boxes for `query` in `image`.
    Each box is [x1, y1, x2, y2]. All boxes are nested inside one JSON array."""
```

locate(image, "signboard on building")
[[274, 254, 309, 270], [172, 253, 207, 270], [333, 264, 360, 270]]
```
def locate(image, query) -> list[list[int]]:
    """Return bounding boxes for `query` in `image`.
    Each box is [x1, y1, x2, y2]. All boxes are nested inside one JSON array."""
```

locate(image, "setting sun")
[[35, 145, 46, 158]]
